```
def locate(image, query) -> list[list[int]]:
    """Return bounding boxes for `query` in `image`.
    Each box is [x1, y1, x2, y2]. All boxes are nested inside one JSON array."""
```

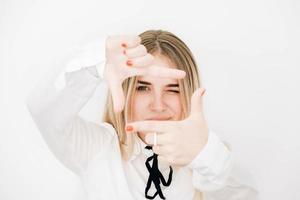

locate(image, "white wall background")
[[0, 0, 299, 199]]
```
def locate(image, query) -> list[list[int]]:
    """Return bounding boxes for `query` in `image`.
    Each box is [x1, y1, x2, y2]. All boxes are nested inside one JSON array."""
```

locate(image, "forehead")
[[151, 53, 176, 69], [137, 53, 179, 84]]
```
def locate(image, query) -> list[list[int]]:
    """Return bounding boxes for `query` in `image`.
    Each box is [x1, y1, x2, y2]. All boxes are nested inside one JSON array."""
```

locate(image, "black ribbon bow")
[[144, 145, 173, 199]]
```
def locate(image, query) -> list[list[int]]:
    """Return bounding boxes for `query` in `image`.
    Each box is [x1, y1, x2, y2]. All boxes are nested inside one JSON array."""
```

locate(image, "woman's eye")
[[136, 86, 150, 91], [168, 90, 180, 93], [136, 86, 179, 93]]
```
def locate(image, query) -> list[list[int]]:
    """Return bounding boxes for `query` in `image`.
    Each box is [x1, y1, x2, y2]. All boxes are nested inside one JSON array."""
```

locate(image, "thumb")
[[157, 155, 169, 165], [190, 87, 206, 116], [110, 80, 125, 113]]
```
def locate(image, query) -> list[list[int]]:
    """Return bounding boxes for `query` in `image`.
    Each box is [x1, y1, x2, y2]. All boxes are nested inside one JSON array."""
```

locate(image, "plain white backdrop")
[[0, 0, 299, 199]]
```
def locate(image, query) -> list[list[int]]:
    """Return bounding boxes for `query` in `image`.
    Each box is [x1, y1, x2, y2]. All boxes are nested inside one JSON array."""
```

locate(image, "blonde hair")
[[102, 30, 202, 161]]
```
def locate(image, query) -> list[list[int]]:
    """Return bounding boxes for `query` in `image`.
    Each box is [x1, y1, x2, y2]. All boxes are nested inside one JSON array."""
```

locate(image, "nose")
[[150, 93, 166, 112]]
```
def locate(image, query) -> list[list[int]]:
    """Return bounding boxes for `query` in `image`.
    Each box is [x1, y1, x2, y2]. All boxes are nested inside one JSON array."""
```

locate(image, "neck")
[[137, 132, 149, 145]]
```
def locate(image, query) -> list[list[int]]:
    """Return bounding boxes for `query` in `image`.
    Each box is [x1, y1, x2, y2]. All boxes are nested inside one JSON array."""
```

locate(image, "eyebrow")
[[137, 80, 179, 87]]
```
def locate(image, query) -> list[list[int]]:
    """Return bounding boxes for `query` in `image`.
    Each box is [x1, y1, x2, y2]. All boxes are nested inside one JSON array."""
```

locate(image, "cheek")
[[132, 94, 147, 119], [166, 95, 182, 117]]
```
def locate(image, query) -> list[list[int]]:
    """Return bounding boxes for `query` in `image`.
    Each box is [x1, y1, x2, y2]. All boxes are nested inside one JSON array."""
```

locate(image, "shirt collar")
[[128, 133, 152, 162]]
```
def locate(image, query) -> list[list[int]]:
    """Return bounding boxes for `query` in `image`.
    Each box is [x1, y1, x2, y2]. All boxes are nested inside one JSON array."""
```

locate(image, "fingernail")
[[121, 43, 127, 48], [125, 125, 133, 132], [126, 60, 133, 66]]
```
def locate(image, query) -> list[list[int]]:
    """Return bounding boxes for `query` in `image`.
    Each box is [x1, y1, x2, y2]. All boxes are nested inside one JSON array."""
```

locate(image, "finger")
[[145, 132, 170, 146], [128, 65, 186, 79], [106, 35, 141, 50], [121, 35, 141, 48], [126, 120, 175, 133], [157, 155, 170, 165], [125, 53, 154, 68], [124, 45, 147, 58], [110, 81, 125, 113], [144, 66, 186, 79], [152, 144, 170, 155], [190, 87, 206, 116]]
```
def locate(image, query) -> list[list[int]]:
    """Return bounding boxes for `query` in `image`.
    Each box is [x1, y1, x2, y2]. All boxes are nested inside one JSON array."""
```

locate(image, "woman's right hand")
[[104, 35, 186, 113]]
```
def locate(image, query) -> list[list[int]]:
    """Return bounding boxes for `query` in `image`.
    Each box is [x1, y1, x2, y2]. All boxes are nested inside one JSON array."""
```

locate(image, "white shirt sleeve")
[[187, 130, 260, 199], [26, 47, 115, 177]]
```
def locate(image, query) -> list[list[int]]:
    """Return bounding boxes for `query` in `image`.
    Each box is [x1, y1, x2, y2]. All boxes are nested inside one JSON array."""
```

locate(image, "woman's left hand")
[[126, 87, 209, 166]]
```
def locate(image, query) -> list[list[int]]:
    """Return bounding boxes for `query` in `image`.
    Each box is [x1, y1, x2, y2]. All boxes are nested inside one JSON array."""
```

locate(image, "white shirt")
[[26, 45, 259, 200]]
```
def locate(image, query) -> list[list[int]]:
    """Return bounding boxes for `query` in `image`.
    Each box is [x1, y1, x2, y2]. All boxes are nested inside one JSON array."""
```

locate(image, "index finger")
[[106, 35, 141, 50], [145, 66, 186, 79], [125, 120, 175, 133], [129, 66, 186, 80]]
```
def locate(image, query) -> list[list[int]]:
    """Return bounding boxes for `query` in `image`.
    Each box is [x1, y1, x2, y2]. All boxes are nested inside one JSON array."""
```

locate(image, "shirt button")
[[143, 147, 153, 157]]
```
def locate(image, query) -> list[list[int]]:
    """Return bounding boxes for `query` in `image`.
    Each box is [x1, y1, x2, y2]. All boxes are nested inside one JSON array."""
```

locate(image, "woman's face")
[[131, 53, 183, 136]]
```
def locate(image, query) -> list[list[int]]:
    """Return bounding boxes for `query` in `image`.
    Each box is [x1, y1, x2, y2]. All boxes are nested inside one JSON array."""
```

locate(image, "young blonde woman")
[[26, 30, 258, 200]]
